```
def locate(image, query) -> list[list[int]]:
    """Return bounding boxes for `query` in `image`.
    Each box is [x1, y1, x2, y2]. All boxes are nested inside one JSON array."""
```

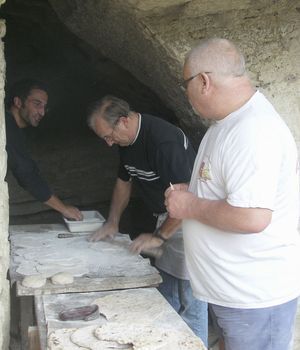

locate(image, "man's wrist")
[[153, 227, 168, 242]]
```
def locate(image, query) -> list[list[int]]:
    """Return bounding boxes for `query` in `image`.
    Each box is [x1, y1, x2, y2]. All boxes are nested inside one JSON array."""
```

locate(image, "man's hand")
[[88, 222, 118, 242], [165, 189, 198, 220], [129, 233, 164, 255], [165, 182, 189, 197], [62, 205, 83, 221]]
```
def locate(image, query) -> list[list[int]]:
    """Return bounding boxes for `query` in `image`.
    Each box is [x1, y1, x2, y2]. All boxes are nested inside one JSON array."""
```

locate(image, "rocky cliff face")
[[49, 0, 300, 141]]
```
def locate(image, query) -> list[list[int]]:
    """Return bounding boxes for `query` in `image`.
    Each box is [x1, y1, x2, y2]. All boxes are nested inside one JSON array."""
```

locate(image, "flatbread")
[[70, 325, 131, 349], [47, 328, 85, 350], [94, 323, 205, 350], [92, 289, 166, 323]]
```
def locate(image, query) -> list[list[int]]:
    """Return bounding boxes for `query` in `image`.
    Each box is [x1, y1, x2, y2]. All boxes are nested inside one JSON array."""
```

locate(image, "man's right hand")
[[88, 222, 118, 242]]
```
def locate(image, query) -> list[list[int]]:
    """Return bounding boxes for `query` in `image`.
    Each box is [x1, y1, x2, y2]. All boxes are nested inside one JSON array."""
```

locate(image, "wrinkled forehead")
[[93, 115, 112, 135]]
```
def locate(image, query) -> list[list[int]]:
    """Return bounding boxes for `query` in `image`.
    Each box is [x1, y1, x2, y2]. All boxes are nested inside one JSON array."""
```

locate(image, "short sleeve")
[[117, 163, 130, 182], [223, 122, 282, 210], [155, 140, 196, 188]]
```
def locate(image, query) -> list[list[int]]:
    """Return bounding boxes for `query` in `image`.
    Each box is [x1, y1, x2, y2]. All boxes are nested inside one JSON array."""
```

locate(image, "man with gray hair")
[[165, 38, 300, 349], [87, 95, 208, 345]]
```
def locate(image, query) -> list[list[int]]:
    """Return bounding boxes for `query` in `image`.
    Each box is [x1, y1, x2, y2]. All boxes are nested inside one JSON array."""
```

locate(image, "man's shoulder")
[[141, 113, 181, 139]]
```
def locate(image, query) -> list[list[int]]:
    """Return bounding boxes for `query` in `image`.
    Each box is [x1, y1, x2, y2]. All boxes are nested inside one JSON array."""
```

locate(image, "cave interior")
[[0, 0, 183, 236]]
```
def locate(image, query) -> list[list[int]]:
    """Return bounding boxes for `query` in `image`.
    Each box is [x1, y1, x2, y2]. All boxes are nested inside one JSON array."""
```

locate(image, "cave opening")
[[0, 0, 179, 236]]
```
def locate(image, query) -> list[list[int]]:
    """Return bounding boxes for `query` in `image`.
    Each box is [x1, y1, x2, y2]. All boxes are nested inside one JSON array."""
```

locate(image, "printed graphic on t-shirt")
[[199, 157, 211, 182]]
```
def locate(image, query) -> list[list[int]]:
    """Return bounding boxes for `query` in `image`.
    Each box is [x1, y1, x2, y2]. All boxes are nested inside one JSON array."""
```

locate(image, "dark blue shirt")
[[118, 114, 196, 213], [5, 111, 52, 202]]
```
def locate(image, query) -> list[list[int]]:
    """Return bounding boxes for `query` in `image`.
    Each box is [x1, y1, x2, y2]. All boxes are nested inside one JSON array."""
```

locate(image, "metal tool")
[[57, 233, 89, 238]]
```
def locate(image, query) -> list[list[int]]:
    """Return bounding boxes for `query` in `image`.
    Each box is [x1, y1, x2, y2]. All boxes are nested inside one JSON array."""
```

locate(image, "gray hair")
[[186, 38, 246, 78], [87, 95, 131, 129]]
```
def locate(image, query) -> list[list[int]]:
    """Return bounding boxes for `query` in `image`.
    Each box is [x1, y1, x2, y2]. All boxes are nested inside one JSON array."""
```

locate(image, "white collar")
[[130, 113, 141, 145]]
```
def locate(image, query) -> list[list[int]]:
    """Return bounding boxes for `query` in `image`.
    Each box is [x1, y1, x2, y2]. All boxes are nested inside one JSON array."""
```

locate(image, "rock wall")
[[49, 0, 300, 145], [0, 3, 10, 349]]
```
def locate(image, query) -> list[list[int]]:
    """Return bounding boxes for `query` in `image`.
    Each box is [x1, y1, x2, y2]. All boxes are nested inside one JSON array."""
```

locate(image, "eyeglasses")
[[103, 116, 124, 143], [179, 71, 212, 90]]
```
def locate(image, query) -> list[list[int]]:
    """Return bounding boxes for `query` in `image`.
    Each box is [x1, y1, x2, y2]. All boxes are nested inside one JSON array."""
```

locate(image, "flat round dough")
[[94, 323, 205, 350], [51, 272, 74, 285], [92, 289, 165, 323], [22, 275, 46, 288], [70, 325, 130, 349], [48, 328, 83, 350]]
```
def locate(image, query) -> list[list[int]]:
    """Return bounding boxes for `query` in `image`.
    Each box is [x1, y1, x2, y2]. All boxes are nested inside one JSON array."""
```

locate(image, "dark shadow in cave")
[[0, 0, 181, 236]]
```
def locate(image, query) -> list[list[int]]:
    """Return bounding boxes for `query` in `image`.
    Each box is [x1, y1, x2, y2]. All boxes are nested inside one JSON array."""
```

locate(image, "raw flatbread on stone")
[[92, 289, 166, 323], [22, 275, 46, 288], [70, 325, 131, 349], [47, 328, 85, 350], [94, 323, 205, 350]]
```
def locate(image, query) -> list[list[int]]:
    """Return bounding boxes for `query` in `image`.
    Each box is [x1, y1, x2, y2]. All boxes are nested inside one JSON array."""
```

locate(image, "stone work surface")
[[49, 0, 300, 145], [0, 8, 9, 350]]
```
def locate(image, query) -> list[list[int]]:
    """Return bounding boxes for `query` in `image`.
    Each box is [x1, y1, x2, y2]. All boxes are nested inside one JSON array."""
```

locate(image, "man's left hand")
[[129, 233, 163, 255], [165, 189, 198, 220]]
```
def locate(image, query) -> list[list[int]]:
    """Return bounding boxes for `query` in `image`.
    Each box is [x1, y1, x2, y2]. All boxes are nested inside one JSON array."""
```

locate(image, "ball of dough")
[[22, 275, 46, 288], [51, 272, 74, 285]]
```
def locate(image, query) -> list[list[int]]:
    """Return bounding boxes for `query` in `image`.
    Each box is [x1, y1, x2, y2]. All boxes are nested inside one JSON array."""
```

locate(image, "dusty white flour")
[[11, 232, 156, 283]]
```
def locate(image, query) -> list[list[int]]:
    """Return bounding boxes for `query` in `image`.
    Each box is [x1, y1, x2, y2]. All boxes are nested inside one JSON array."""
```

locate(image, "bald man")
[[164, 38, 300, 350]]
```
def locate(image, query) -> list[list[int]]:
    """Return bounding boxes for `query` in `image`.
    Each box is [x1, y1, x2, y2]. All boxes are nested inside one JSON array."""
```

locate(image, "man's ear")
[[120, 115, 129, 128], [13, 96, 22, 109], [200, 72, 211, 95]]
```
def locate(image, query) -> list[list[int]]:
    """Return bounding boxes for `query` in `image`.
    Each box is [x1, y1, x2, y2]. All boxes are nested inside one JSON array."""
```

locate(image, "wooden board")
[[35, 288, 207, 350], [10, 224, 161, 296]]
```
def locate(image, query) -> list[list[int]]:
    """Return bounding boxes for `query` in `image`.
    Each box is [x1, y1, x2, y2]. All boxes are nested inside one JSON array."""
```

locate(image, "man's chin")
[[30, 119, 41, 127]]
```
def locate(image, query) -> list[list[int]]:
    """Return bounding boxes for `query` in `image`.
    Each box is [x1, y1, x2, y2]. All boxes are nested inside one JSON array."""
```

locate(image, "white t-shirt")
[[183, 91, 300, 308]]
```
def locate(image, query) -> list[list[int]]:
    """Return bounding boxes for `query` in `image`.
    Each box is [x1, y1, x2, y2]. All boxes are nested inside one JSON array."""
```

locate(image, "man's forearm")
[[107, 178, 132, 225], [44, 195, 66, 213], [156, 217, 182, 240], [189, 197, 272, 233]]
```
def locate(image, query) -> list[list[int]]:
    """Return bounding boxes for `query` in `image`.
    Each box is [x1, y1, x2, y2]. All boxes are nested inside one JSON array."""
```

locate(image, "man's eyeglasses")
[[179, 71, 212, 90], [103, 116, 125, 143]]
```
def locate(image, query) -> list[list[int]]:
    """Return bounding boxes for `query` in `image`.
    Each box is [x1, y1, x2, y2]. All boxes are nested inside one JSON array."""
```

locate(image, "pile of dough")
[[51, 272, 74, 285], [22, 275, 46, 288]]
